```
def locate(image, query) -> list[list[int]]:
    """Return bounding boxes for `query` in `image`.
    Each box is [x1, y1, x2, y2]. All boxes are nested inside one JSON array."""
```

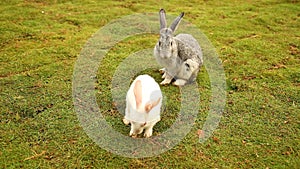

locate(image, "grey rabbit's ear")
[[170, 12, 184, 32], [159, 9, 167, 30]]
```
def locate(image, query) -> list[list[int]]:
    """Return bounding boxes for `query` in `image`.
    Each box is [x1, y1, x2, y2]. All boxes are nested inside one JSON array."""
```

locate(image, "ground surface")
[[0, 0, 299, 168]]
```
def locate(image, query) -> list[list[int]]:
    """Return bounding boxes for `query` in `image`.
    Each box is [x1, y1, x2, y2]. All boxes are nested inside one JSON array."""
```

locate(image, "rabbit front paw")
[[160, 78, 172, 85], [123, 118, 130, 125], [129, 129, 137, 138], [159, 68, 166, 74], [144, 128, 153, 138], [160, 72, 172, 85], [159, 68, 167, 79], [130, 133, 138, 138], [162, 72, 167, 79]]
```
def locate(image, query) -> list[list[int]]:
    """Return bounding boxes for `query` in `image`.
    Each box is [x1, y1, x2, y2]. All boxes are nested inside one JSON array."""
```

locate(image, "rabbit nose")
[[160, 50, 171, 58]]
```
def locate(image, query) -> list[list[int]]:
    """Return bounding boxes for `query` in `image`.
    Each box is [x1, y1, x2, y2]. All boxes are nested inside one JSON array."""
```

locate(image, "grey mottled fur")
[[154, 9, 203, 86]]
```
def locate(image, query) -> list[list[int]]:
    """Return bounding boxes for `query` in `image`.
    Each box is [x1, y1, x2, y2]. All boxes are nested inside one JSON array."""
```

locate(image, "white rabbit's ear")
[[170, 12, 184, 32], [133, 80, 142, 109], [159, 9, 167, 30], [145, 97, 161, 113]]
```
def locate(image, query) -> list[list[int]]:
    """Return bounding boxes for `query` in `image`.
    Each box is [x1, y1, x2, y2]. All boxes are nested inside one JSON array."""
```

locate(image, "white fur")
[[123, 75, 162, 138]]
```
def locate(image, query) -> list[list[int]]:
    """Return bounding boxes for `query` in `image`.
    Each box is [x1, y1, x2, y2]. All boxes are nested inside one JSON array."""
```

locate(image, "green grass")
[[1, 0, 299, 168]]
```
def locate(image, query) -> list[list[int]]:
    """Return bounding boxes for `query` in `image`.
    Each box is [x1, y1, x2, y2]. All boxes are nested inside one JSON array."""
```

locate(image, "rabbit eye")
[[159, 41, 162, 46], [170, 41, 173, 46], [185, 63, 190, 70]]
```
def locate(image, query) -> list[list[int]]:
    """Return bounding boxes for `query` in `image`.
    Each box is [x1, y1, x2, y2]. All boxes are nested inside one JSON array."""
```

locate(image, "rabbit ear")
[[159, 9, 167, 30], [133, 80, 142, 109], [145, 97, 161, 113], [170, 12, 184, 32]]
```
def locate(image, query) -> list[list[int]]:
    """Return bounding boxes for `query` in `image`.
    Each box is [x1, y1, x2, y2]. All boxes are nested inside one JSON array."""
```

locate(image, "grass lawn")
[[0, 0, 299, 168]]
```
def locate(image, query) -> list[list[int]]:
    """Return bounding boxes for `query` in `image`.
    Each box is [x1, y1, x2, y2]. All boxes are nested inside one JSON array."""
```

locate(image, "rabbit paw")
[[173, 79, 187, 86], [160, 78, 172, 85], [130, 134, 138, 138], [123, 118, 130, 125], [144, 128, 153, 138], [129, 129, 136, 137], [162, 72, 166, 79], [159, 68, 166, 74]]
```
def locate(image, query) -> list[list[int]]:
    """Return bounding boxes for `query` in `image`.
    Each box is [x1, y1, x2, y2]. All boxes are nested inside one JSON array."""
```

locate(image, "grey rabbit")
[[154, 9, 203, 86]]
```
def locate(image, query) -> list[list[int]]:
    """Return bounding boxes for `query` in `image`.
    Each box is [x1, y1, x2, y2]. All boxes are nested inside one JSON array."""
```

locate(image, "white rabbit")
[[154, 9, 203, 86], [123, 74, 162, 138]]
